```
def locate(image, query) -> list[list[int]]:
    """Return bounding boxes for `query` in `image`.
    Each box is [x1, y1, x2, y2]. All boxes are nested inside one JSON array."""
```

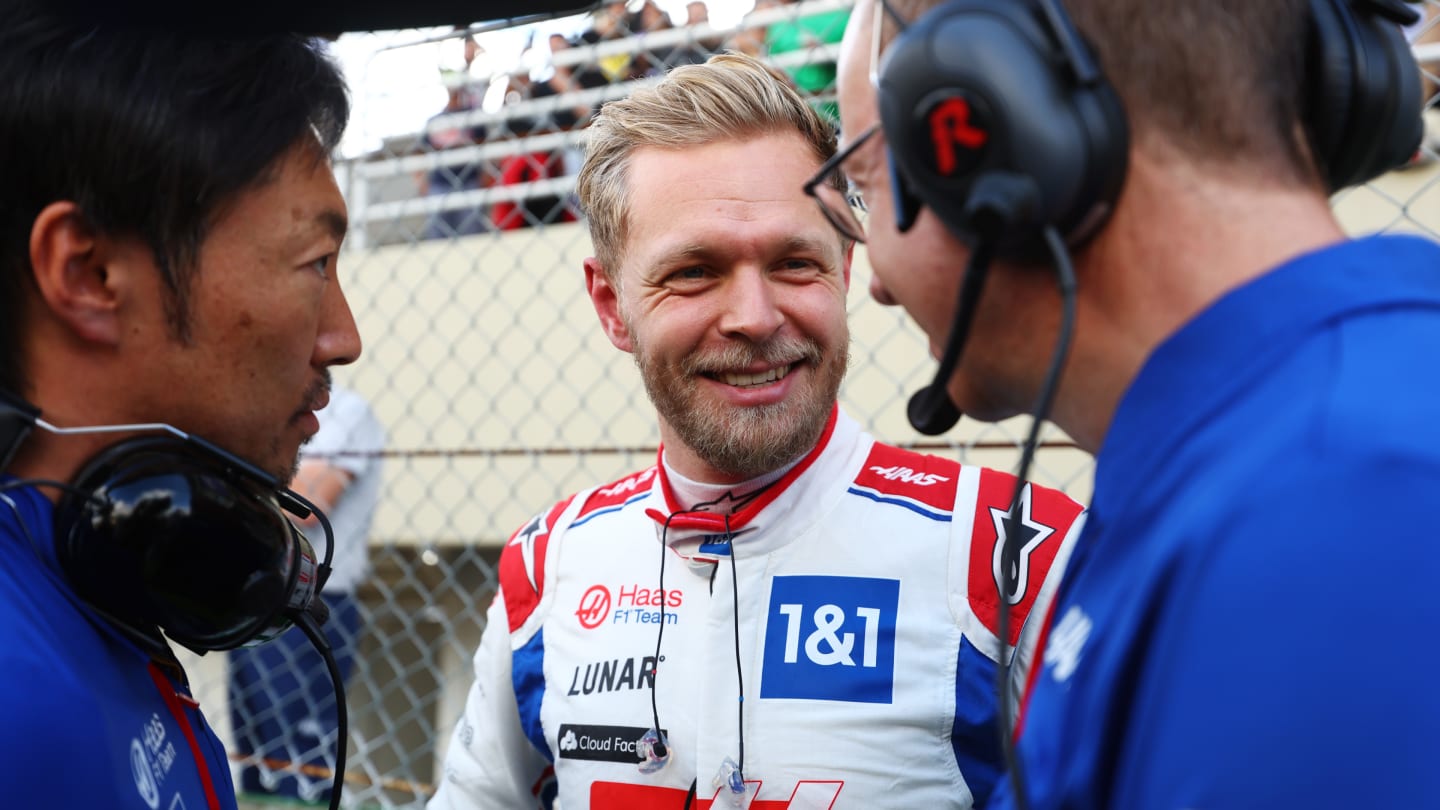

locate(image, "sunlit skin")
[[16, 137, 361, 488], [586, 132, 853, 483]]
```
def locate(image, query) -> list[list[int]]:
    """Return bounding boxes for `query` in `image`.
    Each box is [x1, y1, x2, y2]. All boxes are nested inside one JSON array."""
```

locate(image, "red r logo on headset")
[[926, 93, 989, 177]]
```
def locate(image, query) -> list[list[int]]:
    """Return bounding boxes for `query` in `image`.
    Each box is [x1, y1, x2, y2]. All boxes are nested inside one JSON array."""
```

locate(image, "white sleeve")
[[428, 592, 552, 810]]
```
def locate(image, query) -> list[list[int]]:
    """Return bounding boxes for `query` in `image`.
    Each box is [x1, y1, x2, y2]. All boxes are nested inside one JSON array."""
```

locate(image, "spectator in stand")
[[631, 0, 679, 76], [565, 30, 613, 94], [732, 0, 784, 57], [491, 35, 589, 231], [635, 0, 671, 32], [529, 33, 600, 131], [765, 0, 851, 121], [669, 1, 725, 67], [418, 34, 489, 240], [578, 1, 638, 84]]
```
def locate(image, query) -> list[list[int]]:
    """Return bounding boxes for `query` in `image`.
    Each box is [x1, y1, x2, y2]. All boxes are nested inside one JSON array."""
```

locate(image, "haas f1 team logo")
[[925, 91, 990, 178], [575, 585, 611, 629], [576, 584, 683, 630]]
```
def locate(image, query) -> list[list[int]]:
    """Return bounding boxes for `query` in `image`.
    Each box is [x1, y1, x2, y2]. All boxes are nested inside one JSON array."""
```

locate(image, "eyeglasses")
[[804, 122, 881, 244]]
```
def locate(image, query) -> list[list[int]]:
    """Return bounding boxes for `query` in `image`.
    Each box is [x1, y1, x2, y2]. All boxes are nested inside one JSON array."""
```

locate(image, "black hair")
[[0, 2, 350, 395]]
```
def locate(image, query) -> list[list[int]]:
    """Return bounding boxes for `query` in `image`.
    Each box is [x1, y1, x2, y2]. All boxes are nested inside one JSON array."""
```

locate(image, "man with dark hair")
[[832, 0, 1440, 806], [0, 5, 360, 808]]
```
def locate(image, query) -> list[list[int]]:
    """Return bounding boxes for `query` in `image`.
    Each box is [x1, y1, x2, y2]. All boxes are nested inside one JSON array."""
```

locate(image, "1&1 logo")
[[576, 585, 611, 629], [760, 576, 900, 704]]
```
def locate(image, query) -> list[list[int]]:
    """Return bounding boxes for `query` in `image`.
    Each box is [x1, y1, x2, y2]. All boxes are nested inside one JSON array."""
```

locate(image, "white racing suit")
[[430, 408, 1084, 809]]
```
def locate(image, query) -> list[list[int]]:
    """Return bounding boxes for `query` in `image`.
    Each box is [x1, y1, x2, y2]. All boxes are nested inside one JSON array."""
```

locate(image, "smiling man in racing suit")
[[428, 53, 1086, 810]]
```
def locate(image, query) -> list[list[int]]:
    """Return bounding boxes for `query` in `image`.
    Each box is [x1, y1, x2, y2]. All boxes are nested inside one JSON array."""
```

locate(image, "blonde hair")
[[577, 52, 842, 275]]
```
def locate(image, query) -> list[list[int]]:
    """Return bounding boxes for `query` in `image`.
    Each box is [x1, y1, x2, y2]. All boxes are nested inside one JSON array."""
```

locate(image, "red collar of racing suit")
[[643, 405, 841, 563]]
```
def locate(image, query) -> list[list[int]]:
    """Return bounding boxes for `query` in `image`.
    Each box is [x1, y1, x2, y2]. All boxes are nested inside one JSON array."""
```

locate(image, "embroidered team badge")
[[968, 471, 1084, 645], [848, 444, 959, 521], [498, 495, 575, 632], [989, 483, 1055, 606], [509, 512, 549, 594]]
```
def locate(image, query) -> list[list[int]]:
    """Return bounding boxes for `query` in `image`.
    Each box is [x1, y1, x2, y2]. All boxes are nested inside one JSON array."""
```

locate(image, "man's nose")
[[315, 276, 362, 368], [717, 269, 785, 343]]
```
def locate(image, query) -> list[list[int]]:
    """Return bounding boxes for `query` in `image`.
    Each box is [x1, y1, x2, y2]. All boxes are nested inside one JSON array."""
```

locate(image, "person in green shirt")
[[765, 1, 851, 121]]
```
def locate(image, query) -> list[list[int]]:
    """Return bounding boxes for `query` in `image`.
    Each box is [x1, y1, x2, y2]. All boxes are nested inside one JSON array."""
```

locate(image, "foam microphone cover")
[[907, 383, 962, 435]]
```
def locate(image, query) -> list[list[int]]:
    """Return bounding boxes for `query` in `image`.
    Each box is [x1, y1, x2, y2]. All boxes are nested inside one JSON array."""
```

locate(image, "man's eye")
[[308, 255, 332, 278], [672, 266, 707, 281]]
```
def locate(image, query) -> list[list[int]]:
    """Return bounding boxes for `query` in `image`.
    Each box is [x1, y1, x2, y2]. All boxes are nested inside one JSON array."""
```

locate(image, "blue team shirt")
[[991, 235, 1440, 808], [0, 480, 237, 809]]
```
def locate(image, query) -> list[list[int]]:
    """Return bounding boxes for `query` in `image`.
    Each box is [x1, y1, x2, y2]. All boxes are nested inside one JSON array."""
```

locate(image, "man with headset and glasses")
[[430, 52, 1084, 810], [0, 5, 361, 809], [833, 0, 1440, 807]]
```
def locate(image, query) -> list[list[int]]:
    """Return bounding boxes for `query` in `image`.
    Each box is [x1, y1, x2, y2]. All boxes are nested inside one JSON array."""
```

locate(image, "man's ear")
[[28, 202, 123, 346], [584, 257, 634, 352]]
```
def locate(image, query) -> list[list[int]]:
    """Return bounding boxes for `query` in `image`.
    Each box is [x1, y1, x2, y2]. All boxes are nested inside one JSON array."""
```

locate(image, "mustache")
[[680, 336, 825, 376], [296, 370, 333, 416]]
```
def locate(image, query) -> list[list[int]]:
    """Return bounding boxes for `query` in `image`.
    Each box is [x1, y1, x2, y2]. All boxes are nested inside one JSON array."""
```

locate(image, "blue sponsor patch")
[[760, 575, 900, 703]]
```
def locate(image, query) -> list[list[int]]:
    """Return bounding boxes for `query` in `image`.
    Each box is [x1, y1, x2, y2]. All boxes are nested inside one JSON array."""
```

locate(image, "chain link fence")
[[176, 1, 1440, 806]]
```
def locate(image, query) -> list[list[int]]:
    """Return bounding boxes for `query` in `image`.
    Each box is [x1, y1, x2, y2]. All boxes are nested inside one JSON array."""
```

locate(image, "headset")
[[871, 0, 1424, 806], [885, 0, 1426, 438], [877, 0, 1128, 261], [877, 0, 1421, 259], [1, 388, 350, 810], [881, 0, 1424, 436], [1, 388, 331, 651]]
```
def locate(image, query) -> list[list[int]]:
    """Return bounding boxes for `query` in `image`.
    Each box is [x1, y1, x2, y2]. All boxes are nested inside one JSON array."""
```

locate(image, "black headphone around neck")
[[1, 389, 331, 655], [876, 0, 1424, 256], [1, 389, 354, 810]]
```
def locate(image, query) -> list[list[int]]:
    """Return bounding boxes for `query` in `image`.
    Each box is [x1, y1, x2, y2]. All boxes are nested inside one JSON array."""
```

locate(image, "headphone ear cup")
[[876, 0, 1127, 258], [1307, 0, 1423, 189], [55, 436, 320, 652]]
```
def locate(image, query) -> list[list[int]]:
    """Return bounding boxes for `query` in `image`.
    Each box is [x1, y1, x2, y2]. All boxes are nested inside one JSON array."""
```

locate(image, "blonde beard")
[[632, 332, 848, 479]]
